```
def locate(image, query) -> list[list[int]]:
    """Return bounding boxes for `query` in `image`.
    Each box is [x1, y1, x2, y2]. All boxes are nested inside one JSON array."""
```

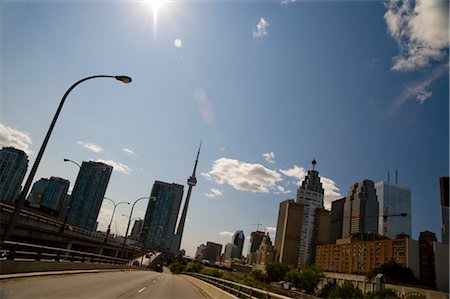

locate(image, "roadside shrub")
[[201, 268, 224, 278], [185, 262, 204, 273], [169, 259, 186, 274], [248, 269, 268, 283]]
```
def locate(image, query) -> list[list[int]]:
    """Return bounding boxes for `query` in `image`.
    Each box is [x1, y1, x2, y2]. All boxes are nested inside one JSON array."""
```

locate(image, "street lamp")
[[122, 197, 151, 247], [103, 197, 130, 242], [60, 158, 81, 233], [4, 75, 132, 241]]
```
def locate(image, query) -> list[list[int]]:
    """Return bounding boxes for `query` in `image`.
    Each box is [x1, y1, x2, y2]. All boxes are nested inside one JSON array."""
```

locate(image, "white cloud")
[[123, 148, 136, 155], [266, 227, 276, 234], [384, 0, 449, 71], [219, 231, 234, 238], [0, 123, 33, 155], [321, 177, 342, 210], [262, 152, 276, 164], [280, 0, 295, 4], [390, 62, 449, 110], [205, 188, 223, 198], [78, 141, 103, 153], [275, 185, 291, 194], [97, 159, 131, 175], [202, 157, 282, 193], [279, 165, 307, 186], [253, 17, 269, 38]]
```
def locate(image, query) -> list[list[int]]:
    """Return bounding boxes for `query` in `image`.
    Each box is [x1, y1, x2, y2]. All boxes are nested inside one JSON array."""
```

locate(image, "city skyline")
[[2, 0, 448, 256]]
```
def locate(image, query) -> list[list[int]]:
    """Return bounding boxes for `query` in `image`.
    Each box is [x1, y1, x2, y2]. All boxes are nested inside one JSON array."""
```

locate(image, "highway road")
[[0, 270, 211, 299]]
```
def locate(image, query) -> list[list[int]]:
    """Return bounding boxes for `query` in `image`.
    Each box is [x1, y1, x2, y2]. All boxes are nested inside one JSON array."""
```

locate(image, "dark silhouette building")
[[232, 230, 245, 258], [0, 147, 28, 203], [440, 177, 449, 244], [140, 181, 184, 252]]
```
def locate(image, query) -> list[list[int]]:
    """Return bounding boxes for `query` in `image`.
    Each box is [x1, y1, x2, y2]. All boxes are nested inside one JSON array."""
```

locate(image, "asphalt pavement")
[[0, 269, 212, 299]]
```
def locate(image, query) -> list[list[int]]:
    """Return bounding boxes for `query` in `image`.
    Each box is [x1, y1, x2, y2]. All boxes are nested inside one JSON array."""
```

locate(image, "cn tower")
[[172, 142, 201, 253]]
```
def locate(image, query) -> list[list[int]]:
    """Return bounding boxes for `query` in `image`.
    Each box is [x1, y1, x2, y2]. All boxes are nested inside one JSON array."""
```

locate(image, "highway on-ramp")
[[0, 270, 211, 299]]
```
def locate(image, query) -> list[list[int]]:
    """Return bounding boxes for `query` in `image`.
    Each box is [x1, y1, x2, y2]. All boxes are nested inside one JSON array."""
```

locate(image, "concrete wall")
[[386, 284, 449, 299], [0, 261, 139, 275]]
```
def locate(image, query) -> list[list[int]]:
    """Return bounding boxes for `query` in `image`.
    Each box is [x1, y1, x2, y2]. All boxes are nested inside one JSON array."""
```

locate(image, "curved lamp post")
[[59, 158, 81, 233], [4, 75, 132, 241], [103, 197, 130, 242], [122, 197, 151, 247]]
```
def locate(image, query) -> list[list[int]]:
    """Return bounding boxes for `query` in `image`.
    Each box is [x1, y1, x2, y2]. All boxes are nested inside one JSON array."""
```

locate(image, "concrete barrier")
[[0, 260, 142, 275], [181, 274, 238, 299]]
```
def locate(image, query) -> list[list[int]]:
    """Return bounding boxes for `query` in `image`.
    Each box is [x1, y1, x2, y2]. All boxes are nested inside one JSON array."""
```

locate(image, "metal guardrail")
[[186, 272, 294, 299], [0, 241, 129, 265]]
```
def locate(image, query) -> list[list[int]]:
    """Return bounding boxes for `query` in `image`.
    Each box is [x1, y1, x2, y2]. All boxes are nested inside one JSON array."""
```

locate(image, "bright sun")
[[144, 0, 167, 23]]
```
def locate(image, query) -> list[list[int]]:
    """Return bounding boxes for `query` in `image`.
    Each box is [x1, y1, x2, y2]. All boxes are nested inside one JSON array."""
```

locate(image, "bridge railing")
[[185, 272, 295, 299], [0, 241, 128, 265], [1, 202, 106, 242]]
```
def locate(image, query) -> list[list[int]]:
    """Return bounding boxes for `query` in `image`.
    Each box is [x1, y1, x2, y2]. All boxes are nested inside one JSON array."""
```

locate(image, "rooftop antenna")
[[252, 223, 263, 232], [312, 159, 317, 171]]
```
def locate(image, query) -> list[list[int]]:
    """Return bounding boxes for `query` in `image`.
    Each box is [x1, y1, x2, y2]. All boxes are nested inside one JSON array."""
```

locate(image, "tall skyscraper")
[[440, 177, 449, 244], [67, 161, 113, 231], [375, 181, 411, 238], [27, 178, 50, 207], [330, 197, 345, 243], [172, 143, 201, 253], [0, 147, 28, 203], [296, 159, 324, 267], [140, 180, 184, 252], [311, 207, 331, 263], [224, 243, 238, 260], [232, 230, 245, 258], [342, 179, 379, 238], [274, 199, 303, 267]]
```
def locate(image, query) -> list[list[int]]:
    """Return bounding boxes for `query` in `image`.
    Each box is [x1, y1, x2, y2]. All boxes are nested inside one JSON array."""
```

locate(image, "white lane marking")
[[138, 287, 146, 293]]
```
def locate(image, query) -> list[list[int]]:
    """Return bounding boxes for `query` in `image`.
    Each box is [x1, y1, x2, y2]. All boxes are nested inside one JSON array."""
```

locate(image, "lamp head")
[[63, 158, 70, 162], [115, 76, 132, 84]]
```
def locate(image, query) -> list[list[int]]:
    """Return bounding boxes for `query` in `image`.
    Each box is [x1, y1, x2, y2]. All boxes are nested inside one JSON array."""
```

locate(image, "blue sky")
[[1, 0, 448, 257]]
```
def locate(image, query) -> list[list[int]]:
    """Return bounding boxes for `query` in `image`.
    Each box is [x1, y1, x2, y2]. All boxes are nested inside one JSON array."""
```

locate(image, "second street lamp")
[[4, 74, 132, 241], [122, 197, 151, 248], [60, 158, 81, 233], [103, 197, 130, 242]]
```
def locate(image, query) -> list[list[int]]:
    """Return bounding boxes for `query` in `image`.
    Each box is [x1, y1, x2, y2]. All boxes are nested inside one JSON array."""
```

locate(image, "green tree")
[[265, 262, 291, 282], [285, 265, 325, 294], [326, 282, 364, 299]]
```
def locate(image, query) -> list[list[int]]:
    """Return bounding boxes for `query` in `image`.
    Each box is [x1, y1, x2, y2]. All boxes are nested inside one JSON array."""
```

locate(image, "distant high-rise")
[[310, 207, 331, 263], [274, 199, 303, 267], [224, 243, 238, 260], [296, 159, 324, 267], [375, 181, 411, 238], [440, 177, 449, 244], [419, 231, 437, 288], [27, 176, 70, 214], [248, 230, 265, 265], [140, 180, 184, 252], [202, 241, 222, 264], [67, 161, 113, 231], [330, 197, 345, 243], [342, 179, 379, 238], [232, 230, 245, 258], [0, 147, 28, 203], [130, 219, 144, 240], [27, 178, 50, 207], [248, 231, 265, 254], [172, 143, 201, 253]]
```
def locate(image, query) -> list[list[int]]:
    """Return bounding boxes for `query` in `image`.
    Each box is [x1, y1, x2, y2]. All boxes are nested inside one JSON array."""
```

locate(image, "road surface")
[[0, 270, 211, 299]]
